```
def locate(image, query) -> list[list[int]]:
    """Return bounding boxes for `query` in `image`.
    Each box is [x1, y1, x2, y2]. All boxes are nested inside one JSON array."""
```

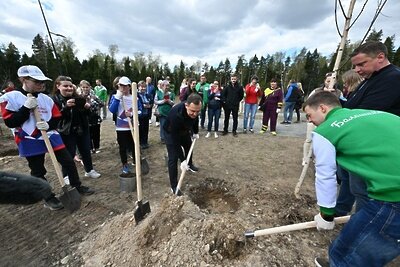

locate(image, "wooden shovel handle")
[[251, 215, 350, 237], [31, 105, 66, 187], [176, 138, 197, 193], [130, 82, 143, 202]]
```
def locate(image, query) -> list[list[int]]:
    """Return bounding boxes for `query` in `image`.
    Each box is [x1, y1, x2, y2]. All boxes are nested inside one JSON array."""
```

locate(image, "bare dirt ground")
[[1, 113, 399, 267]]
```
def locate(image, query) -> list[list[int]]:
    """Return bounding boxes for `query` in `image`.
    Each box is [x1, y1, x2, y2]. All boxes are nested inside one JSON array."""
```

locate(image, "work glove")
[[276, 108, 281, 113], [115, 90, 123, 100], [36, 121, 49, 131], [314, 213, 335, 231], [192, 133, 200, 140], [24, 96, 38, 109], [180, 160, 189, 171]]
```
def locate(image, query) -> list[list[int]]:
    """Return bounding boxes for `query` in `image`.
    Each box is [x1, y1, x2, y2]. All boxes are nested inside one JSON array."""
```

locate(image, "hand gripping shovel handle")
[[176, 138, 197, 194], [32, 103, 65, 187], [245, 215, 350, 238]]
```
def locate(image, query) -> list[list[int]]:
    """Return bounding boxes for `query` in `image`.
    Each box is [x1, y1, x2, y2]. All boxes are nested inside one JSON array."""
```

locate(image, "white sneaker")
[[64, 176, 70, 185], [149, 119, 152, 124], [85, 169, 101, 179], [214, 132, 219, 138], [155, 121, 160, 127], [205, 132, 211, 138]]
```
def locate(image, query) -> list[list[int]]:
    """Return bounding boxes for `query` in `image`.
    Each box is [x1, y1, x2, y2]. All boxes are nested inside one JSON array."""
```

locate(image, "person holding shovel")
[[108, 76, 143, 176], [164, 93, 201, 195], [0, 65, 94, 210], [303, 91, 400, 267]]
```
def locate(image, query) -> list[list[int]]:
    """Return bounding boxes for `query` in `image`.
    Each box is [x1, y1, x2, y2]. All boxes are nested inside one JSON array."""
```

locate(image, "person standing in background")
[[221, 74, 244, 137], [243, 75, 262, 133], [258, 78, 283, 136], [195, 74, 210, 129], [205, 81, 222, 138], [145, 77, 155, 125], [94, 79, 108, 120]]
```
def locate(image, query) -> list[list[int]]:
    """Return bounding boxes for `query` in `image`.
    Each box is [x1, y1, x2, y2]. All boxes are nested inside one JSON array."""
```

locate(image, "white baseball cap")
[[17, 65, 52, 81], [118, 76, 131, 85]]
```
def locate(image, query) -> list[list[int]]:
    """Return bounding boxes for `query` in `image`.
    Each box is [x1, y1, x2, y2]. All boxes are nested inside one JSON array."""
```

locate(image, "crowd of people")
[[0, 41, 399, 266]]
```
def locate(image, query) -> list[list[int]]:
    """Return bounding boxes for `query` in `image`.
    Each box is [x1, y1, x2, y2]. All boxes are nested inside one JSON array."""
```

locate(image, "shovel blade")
[[134, 200, 151, 224], [59, 186, 81, 213], [141, 158, 150, 175]]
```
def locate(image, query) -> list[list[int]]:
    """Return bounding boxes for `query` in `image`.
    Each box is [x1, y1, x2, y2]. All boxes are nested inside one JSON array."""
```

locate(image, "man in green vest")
[[94, 79, 108, 119], [303, 91, 400, 267], [195, 74, 210, 129]]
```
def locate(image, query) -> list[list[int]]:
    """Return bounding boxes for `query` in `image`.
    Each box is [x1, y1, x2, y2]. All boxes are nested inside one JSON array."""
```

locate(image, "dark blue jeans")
[[283, 101, 296, 122], [329, 199, 400, 266], [207, 108, 221, 132], [349, 172, 369, 212], [0, 171, 52, 204]]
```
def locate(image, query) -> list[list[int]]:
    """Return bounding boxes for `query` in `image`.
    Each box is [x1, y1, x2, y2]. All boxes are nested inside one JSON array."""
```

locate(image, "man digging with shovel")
[[0, 65, 94, 211], [304, 91, 400, 267], [164, 93, 201, 195]]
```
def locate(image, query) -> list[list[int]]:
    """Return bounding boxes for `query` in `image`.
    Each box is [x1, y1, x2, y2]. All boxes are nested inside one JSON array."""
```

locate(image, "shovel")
[[121, 97, 149, 175], [244, 215, 350, 238], [32, 105, 81, 213], [131, 82, 151, 223], [175, 138, 197, 195]]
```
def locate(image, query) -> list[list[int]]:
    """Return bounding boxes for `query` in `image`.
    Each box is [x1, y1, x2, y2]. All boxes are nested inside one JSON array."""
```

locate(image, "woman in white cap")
[[108, 76, 143, 176], [0, 65, 94, 211]]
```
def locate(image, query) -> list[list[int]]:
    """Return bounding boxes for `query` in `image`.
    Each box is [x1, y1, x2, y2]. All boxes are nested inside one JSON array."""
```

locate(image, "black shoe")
[[44, 196, 64, 211], [314, 257, 329, 267], [222, 131, 228, 136], [76, 185, 95, 196], [201, 125, 205, 130], [188, 164, 199, 172], [171, 188, 183, 196], [141, 144, 150, 149], [280, 121, 287, 124], [233, 131, 238, 137]]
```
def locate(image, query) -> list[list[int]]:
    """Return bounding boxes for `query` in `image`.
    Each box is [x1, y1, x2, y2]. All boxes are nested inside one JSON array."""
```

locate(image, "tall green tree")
[[384, 35, 395, 62]]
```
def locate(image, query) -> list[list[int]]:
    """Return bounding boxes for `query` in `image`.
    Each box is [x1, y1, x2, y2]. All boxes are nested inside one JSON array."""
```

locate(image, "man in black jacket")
[[164, 93, 201, 195], [339, 41, 400, 214], [221, 74, 244, 136]]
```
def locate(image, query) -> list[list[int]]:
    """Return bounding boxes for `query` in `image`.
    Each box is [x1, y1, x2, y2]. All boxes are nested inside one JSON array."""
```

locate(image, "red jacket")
[[244, 83, 261, 104]]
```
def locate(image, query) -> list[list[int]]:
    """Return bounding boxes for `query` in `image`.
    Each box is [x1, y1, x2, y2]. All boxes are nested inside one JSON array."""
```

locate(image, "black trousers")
[[61, 130, 94, 173], [166, 136, 193, 190], [116, 131, 135, 165], [200, 103, 208, 127], [223, 105, 239, 132], [139, 115, 150, 146], [89, 124, 101, 150], [0, 171, 53, 204], [25, 148, 82, 188]]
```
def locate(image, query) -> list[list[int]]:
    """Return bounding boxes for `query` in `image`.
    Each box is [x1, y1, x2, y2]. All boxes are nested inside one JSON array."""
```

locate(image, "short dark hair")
[[350, 41, 388, 58], [303, 91, 341, 111], [186, 93, 202, 105], [270, 78, 277, 83]]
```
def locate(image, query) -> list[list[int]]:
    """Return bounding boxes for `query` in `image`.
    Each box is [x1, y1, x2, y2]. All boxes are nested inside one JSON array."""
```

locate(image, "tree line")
[[1, 29, 399, 96]]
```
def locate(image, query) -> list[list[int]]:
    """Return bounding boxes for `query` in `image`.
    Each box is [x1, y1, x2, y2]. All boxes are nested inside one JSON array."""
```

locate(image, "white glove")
[[180, 160, 189, 171], [193, 133, 200, 139], [276, 108, 281, 113], [314, 213, 335, 231], [36, 121, 49, 131], [24, 96, 38, 109], [115, 90, 123, 100]]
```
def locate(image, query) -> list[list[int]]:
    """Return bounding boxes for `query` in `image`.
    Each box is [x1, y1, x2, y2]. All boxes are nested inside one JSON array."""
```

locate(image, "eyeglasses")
[[26, 77, 46, 84], [214, 83, 219, 85]]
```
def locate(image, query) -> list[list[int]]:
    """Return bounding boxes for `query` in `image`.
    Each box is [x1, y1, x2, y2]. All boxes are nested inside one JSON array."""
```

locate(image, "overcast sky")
[[1, 0, 399, 67]]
